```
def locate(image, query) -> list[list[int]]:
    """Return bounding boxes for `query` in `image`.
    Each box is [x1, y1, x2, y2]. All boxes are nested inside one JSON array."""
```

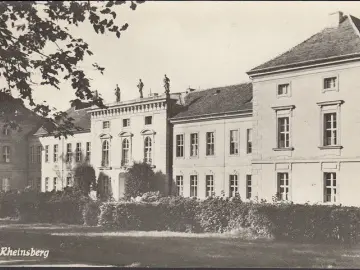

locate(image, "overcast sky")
[[32, 1, 360, 111]]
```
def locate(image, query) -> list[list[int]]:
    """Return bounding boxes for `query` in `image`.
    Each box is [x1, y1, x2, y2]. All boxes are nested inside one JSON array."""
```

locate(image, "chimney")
[[328, 11, 343, 28]]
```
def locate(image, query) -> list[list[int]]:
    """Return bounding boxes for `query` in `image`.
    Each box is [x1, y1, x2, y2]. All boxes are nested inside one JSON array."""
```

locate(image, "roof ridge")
[[192, 81, 251, 94]]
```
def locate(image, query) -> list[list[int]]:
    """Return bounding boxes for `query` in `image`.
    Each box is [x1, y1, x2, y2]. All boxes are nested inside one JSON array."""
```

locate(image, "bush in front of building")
[[0, 190, 20, 218], [124, 162, 158, 199], [73, 163, 97, 195]]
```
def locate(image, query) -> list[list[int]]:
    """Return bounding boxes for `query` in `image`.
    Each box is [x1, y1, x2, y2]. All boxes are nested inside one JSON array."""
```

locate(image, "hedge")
[[2, 191, 360, 245]]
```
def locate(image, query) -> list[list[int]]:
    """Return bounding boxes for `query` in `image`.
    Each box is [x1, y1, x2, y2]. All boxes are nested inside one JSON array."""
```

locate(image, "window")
[[103, 121, 110, 129], [45, 177, 49, 192], [206, 175, 214, 197], [145, 116, 152, 125], [1, 178, 9, 192], [30, 146, 35, 164], [86, 142, 91, 162], [2, 126, 10, 136], [323, 113, 337, 146], [190, 133, 198, 157], [229, 130, 239, 155], [66, 176, 72, 187], [229, 175, 238, 197], [176, 175, 183, 196], [123, 118, 130, 127], [247, 129, 252, 154], [36, 146, 42, 163], [3, 146, 10, 163], [45, 145, 49, 163], [176, 134, 184, 157], [144, 136, 152, 164], [190, 175, 198, 197], [102, 176, 111, 195], [76, 143, 82, 162], [102, 140, 110, 167], [206, 132, 215, 156], [277, 117, 290, 148], [53, 177, 57, 191], [324, 77, 337, 90], [53, 144, 58, 162], [277, 173, 290, 201], [277, 83, 290, 97], [324, 172, 336, 203], [246, 175, 252, 199], [66, 143, 72, 163], [122, 138, 130, 166]]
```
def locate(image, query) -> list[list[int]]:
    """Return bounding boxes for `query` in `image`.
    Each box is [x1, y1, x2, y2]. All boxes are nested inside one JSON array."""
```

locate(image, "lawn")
[[0, 220, 360, 267]]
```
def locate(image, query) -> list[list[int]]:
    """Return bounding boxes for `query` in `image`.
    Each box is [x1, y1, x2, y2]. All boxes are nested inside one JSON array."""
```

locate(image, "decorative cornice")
[[316, 100, 344, 107], [271, 105, 295, 111]]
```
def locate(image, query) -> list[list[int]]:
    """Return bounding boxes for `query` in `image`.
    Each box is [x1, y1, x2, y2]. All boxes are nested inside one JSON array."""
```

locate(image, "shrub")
[[73, 163, 96, 195], [124, 162, 157, 198], [98, 202, 115, 227], [83, 200, 101, 226]]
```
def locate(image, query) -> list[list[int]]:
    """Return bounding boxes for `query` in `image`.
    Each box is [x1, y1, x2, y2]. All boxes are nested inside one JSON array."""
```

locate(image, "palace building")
[[1, 11, 360, 206]]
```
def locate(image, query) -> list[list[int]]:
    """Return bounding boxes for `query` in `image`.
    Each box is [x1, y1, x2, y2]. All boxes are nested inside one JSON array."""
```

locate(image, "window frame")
[[229, 174, 238, 198], [205, 131, 215, 156], [53, 177, 57, 191], [103, 121, 110, 129], [53, 144, 58, 162], [36, 145, 42, 164], [276, 82, 291, 98], [317, 100, 343, 149], [190, 133, 199, 158], [190, 174, 198, 198], [123, 118, 130, 127], [246, 175, 252, 199], [175, 134, 184, 158], [324, 172, 337, 203], [277, 172, 290, 201], [144, 115, 153, 125], [66, 143, 72, 163], [272, 105, 295, 151], [246, 128, 252, 154], [101, 140, 110, 167], [229, 129, 239, 156], [121, 138, 130, 166], [44, 145, 49, 163], [205, 174, 214, 197], [75, 142, 82, 162], [86, 142, 91, 162], [45, 177, 49, 192], [144, 136, 152, 165], [322, 75, 339, 92], [2, 146, 10, 163], [176, 175, 184, 196]]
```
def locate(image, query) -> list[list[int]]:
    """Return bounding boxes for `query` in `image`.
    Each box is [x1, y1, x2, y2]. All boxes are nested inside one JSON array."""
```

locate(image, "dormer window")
[[277, 83, 290, 97], [103, 121, 110, 129]]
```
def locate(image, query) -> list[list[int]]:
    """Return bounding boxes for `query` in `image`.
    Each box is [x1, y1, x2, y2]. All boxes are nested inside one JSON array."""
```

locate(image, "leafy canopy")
[[0, 1, 143, 137]]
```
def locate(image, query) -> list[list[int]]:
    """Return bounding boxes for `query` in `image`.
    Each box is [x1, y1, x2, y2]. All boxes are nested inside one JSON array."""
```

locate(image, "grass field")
[[0, 220, 360, 267]]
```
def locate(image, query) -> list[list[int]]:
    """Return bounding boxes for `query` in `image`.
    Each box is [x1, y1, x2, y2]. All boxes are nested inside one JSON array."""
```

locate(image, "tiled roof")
[[171, 83, 252, 120], [248, 14, 360, 74], [33, 104, 91, 136]]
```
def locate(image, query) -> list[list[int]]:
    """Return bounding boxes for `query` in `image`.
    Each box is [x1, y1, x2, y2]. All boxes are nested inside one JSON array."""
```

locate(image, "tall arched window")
[[144, 136, 152, 164], [122, 138, 130, 166], [102, 140, 109, 167]]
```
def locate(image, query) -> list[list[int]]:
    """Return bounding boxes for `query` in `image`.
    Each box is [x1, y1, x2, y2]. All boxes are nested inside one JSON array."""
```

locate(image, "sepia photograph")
[[0, 0, 360, 267]]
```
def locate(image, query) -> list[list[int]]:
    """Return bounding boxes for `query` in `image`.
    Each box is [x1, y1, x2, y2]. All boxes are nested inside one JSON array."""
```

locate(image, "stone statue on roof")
[[163, 74, 170, 95], [115, 84, 121, 102], [137, 79, 144, 98]]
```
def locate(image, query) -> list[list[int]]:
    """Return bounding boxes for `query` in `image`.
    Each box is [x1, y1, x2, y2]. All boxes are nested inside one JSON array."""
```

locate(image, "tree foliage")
[[0, 1, 144, 137], [73, 163, 96, 195], [124, 162, 156, 198]]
